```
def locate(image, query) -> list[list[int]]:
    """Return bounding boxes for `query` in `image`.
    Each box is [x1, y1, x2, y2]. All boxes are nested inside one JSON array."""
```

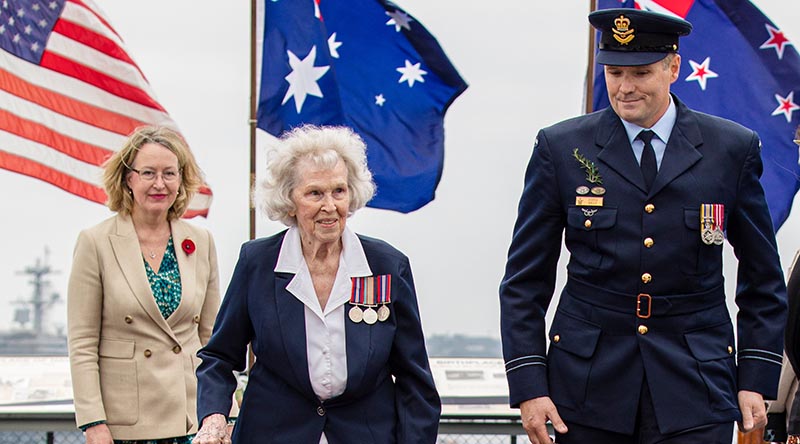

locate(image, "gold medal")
[[363, 307, 378, 325], [377, 305, 390, 322], [348, 305, 363, 323]]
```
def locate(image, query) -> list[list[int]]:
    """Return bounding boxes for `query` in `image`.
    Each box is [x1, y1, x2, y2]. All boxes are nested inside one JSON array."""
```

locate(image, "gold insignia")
[[612, 15, 635, 45]]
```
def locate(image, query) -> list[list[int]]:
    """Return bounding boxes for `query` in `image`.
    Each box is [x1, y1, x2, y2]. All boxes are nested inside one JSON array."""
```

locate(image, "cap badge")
[[612, 15, 635, 45]]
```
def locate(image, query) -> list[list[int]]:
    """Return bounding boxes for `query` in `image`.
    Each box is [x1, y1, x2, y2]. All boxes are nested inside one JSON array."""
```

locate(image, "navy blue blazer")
[[500, 96, 787, 434], [197, 230, 440, 443]]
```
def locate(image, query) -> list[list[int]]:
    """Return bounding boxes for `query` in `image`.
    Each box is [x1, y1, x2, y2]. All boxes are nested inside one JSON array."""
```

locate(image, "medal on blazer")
[[700, 204, 725, 245], [349, 275, 392, 324]]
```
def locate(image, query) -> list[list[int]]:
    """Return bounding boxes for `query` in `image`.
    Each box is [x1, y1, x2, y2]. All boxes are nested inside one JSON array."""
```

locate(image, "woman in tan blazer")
[[67, 126, 226, 444]]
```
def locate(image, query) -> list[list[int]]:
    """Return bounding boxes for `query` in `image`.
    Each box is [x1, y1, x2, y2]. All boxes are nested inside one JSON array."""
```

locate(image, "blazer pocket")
[[566, 207, 618, 270], [684, 322, 737, 411], [98, 338, 135, 359], [98, 338, 138, 425], [547, 311, 602, 409], [681, 208, 722, 276]]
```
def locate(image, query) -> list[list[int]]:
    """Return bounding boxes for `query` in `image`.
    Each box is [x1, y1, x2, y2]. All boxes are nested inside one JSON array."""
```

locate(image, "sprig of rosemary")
[[572, 148, 602, 184]]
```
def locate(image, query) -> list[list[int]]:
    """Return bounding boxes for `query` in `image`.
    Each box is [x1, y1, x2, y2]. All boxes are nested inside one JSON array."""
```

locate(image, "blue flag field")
[[259, 0, 467, 213]]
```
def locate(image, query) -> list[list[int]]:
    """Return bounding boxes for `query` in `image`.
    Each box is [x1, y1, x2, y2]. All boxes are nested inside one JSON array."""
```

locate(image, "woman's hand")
[[84, 423, 113, 444], [194, 414, 231, 444]]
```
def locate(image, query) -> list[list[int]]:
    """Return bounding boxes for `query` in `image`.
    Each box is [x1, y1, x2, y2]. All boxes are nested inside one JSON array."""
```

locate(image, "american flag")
[[0, 0, 212, 217], [258, 0, 467, 213], [592, 0, 800, 230]]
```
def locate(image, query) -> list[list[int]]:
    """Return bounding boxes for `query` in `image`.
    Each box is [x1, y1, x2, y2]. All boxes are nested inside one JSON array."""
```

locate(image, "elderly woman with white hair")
[[193, 125, 441, 444]]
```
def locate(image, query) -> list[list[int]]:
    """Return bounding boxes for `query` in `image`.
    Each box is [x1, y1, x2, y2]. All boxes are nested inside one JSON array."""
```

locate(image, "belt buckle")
[[637, 293, 652, 319]]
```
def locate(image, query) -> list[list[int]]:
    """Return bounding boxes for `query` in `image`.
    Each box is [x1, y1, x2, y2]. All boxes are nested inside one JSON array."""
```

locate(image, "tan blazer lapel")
[[109, 215, 179, 342], [168, 220, 197, 328]]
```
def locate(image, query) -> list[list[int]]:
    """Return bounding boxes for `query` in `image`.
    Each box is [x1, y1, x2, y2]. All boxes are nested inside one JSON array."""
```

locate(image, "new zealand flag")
[[593, 0, 800, 230]]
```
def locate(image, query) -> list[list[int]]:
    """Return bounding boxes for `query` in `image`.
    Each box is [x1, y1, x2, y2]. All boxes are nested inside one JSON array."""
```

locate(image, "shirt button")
[[638, 325, 649, 335], [144, 349, 152, 358], [644, 238, 654, 248], [172, 345, 182, 354], [584, 220, 592, 229], [317, 406, 325, 416], [124, 315, 133, 324], [193, 315, 200, 324], [641, 273, 652, 284], [645, 204, 655, 213]]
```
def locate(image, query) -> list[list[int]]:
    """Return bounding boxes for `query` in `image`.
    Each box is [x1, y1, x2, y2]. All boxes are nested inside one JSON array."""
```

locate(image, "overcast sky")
[[1, 1, 799, 340]]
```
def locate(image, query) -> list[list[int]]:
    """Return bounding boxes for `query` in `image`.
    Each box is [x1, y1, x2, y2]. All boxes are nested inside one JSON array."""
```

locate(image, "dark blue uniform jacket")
[[500, 96, 787, 434], [197, 231, 440, 443]]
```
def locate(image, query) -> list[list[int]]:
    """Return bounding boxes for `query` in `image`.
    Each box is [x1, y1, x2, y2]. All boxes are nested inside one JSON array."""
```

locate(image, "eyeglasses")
[[129, 167, 181, 182]]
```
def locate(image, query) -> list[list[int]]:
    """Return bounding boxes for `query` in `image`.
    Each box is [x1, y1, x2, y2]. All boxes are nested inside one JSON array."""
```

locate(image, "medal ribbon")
[[714, 204, 724, 231], [351, 275, 392, 306]]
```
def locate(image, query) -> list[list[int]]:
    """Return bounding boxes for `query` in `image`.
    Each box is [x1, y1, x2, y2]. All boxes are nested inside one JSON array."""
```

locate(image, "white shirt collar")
[[275, 226, 372, 277], [621, 95, 677, 145], [275, 226, 373, 319]]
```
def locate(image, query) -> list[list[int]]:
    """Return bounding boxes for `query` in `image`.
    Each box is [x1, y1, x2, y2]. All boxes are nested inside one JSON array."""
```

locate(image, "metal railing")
[[0, 413, 535, 444]]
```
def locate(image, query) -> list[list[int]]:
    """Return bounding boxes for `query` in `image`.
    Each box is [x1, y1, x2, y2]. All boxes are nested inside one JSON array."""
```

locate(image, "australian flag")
[[258, 0, 467, 213], [593, 0, 800, 230]]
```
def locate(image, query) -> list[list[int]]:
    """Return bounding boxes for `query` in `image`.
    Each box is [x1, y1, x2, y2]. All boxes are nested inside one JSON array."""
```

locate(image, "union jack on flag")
[[593, 0, 800, 230], [0, 0, 212, 217]]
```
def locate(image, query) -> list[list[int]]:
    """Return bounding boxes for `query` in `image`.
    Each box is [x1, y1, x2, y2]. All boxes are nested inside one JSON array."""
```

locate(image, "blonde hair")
[[102, 126, 202, 220], [258, 125, 375, 226]]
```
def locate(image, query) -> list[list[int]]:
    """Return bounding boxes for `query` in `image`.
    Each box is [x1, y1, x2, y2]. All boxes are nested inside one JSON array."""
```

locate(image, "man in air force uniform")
[[499, 8, 787, 444]]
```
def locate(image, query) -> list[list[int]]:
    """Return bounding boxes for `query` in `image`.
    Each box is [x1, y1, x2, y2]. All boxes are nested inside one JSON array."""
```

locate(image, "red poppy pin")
[[181, 238, 196, 255]]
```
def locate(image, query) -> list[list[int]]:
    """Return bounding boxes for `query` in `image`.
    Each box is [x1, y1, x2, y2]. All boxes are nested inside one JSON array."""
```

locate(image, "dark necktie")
[[638, 130, 657, 190]]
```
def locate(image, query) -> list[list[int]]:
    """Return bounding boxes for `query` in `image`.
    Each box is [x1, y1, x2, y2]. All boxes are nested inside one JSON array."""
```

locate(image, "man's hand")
[[738, 390, 767, 433], [84, 423, 113, 444], [520, 396, 568, 444]]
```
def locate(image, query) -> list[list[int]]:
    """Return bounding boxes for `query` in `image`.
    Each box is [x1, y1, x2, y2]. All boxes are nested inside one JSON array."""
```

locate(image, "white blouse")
[[274, 226, 372, 443]]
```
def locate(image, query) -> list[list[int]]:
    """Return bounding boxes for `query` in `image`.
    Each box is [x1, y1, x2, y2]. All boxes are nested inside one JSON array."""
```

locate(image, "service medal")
[[700, 203, 725, 246], [576, 186, 590, 195], [363, 307, 378, 325], [713, 229, 724, 245], [348, 305, 363, 323], [377, 305, 390, 322], [712, 203, 725, 245]]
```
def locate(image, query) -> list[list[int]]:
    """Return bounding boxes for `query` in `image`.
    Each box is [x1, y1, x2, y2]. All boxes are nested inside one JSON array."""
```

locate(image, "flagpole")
[[585, 0, 598, 115], [246, 0, 258, 378], [249, 0, 258, 242]]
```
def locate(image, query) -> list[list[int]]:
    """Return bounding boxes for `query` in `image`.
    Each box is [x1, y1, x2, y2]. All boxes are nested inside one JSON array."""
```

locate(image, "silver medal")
[[363, 307, 378, 325], [377, 305, 390, 322], [348, 305, 363, 323]]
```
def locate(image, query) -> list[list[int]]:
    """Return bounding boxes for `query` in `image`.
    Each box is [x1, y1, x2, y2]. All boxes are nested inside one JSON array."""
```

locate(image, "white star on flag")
[[282, 46, 330, 113], [771, 91, 800, 123], [375, 94, 386, 106], [760, 23, 794, 60], [328, 33, 342, 58], [385, 10, 412, 32], [685, 57, 718, 91], [397, 60, 427, 87]]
